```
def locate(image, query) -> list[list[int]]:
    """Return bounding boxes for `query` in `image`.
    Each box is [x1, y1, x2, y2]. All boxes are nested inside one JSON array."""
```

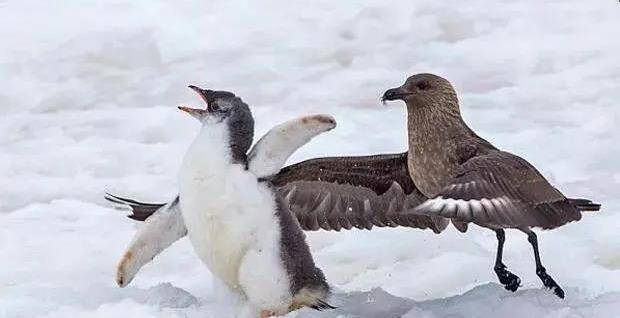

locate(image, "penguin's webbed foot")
[[259, 310, 276, 318]]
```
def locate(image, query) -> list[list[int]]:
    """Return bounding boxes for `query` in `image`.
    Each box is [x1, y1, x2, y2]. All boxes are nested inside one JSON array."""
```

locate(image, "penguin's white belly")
[[182, 200, 249, 289], [180, 168, 267, 288], [178, 123, 292, 311]]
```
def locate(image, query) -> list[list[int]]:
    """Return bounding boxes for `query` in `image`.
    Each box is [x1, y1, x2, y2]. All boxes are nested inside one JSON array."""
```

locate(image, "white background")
[[1, 0, 619, 317]]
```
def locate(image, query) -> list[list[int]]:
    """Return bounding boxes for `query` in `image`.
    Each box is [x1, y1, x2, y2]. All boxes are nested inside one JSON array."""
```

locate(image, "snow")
[[1, 0, 619, 317]]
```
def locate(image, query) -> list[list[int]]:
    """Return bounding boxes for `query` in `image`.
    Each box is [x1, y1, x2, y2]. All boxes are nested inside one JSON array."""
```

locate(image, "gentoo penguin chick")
[[112, 113, 337, 288], [177, 87, 332, 316]]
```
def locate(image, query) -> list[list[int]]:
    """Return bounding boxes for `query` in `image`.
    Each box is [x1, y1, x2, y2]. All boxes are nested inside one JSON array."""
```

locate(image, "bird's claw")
[[536, 267, 565, 299], [495, 264, 521, 292]]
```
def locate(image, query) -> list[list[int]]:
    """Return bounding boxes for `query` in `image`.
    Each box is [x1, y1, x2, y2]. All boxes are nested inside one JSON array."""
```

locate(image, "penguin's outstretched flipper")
[[115, 197, 186, 287], [248, 114, 336, 177]]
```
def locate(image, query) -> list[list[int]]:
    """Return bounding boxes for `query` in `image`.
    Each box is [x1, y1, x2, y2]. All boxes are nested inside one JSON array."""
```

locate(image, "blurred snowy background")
[[1, 0, 619, 317]]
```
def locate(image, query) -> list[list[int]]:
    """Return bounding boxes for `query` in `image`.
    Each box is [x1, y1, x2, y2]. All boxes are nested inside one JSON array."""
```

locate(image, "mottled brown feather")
[[414, 151, 584, 229], [270, 152, 448, 233]]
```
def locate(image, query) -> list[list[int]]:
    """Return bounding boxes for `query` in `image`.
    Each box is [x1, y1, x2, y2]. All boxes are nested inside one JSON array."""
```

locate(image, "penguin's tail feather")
[[309, 299, 336, 311], [293, 286, 336, 311]]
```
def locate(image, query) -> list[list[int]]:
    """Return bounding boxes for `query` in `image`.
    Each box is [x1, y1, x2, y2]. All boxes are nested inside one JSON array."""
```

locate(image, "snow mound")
[[296, 284, 620, 318], [134, 283, 199, 308]]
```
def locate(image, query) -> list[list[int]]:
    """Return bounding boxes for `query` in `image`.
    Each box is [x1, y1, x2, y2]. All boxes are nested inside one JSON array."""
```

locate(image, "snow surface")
[[1, 0, 620, 317]]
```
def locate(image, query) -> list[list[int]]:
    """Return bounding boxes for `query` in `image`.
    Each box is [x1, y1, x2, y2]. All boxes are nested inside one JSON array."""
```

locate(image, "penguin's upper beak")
[[381, 86, 412, 104]]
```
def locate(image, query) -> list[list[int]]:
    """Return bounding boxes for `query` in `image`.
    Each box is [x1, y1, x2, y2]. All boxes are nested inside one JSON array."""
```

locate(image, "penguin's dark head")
[[178, 85, 254, 161]]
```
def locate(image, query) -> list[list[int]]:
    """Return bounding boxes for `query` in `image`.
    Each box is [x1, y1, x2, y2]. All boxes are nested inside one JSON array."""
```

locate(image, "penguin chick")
[[111, 112, 336, 288], [177, 86, 332, 316]]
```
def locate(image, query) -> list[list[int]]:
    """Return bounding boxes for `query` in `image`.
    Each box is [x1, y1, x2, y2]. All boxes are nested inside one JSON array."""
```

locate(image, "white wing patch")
[[248, 114, 336, 177], [469, 200, 484, 218], [415, 195, 514, 224]]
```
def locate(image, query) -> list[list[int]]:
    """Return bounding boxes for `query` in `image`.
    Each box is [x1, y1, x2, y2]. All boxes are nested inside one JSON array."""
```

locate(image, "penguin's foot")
[[289, 301, 304, 311], [259, 310, 276, 318]]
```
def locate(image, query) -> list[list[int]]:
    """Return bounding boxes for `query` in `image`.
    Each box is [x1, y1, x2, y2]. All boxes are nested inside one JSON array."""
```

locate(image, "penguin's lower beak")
[[178, 106, 206, 119]]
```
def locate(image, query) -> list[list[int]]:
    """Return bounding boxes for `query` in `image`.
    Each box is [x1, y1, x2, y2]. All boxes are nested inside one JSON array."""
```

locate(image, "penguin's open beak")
[[178, 106, 206, 119], [188, 85, 215, 112]]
